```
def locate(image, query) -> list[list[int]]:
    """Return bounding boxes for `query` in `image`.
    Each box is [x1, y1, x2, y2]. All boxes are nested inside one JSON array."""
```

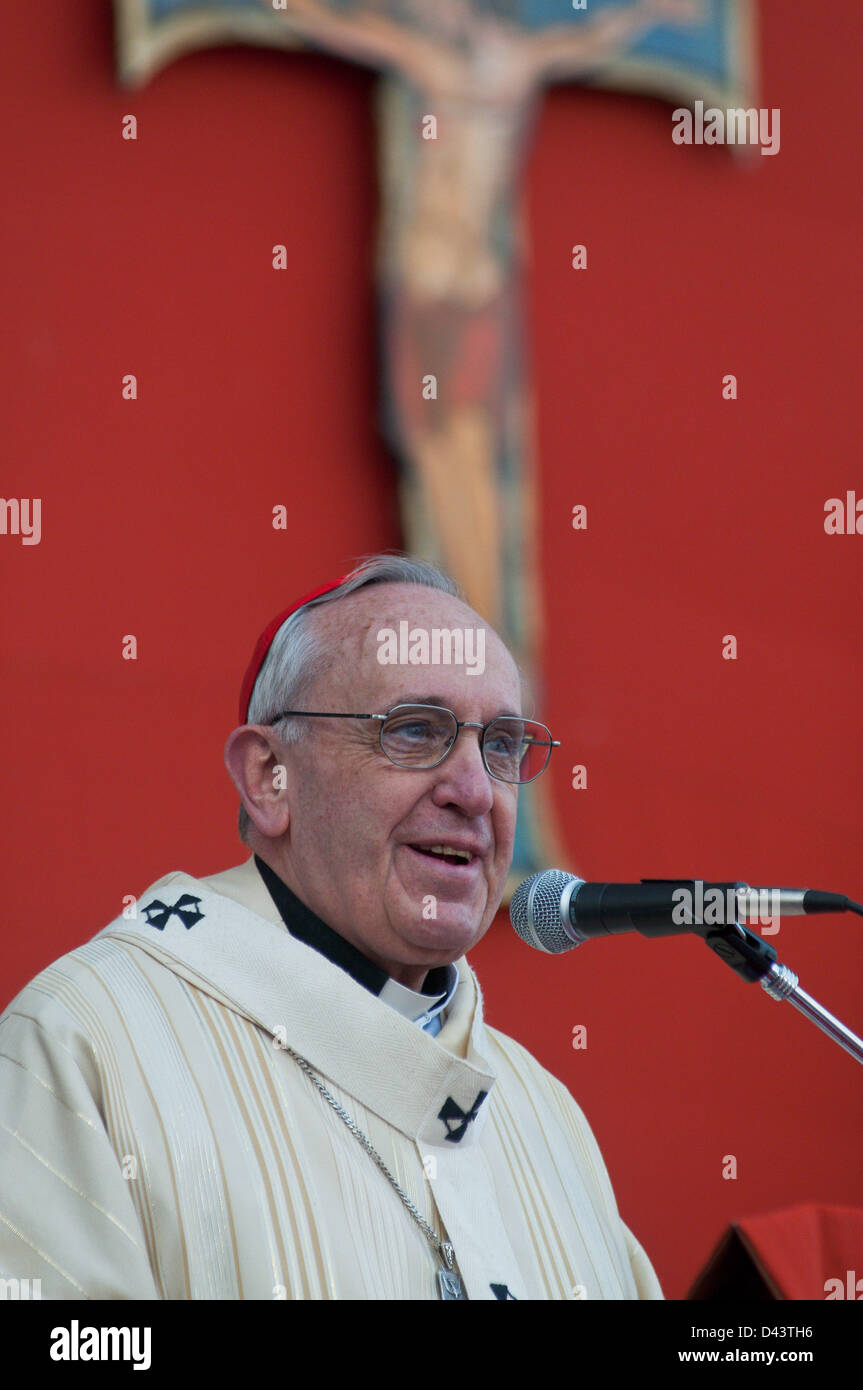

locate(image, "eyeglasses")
[[266, 703, 560, 785]]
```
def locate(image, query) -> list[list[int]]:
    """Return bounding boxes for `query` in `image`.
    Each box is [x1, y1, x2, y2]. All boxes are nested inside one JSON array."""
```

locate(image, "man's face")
[[270, 584, 522, 986]]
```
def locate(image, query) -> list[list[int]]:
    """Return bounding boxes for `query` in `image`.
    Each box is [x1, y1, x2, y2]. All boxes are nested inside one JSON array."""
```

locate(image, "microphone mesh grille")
[[510, 869, 581, 954]]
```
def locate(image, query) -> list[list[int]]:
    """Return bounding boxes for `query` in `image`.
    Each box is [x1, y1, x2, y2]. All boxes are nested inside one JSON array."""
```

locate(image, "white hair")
[[238, 552, 462, 842]]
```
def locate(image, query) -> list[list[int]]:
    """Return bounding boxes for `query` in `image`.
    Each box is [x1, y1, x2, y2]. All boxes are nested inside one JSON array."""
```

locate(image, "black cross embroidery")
[[490, 1283, 517, 1300], [438, 1090, 488, 1143], [142, 894, 205, 930]]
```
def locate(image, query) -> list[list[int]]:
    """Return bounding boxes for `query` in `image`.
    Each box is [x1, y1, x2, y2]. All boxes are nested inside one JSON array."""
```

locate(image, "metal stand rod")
[[760, 962, 863, 1066]]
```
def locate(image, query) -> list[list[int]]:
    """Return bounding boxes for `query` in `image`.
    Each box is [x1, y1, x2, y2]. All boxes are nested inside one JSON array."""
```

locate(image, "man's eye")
[[487, 734, 521, 756], [390, 720, 434, 740]]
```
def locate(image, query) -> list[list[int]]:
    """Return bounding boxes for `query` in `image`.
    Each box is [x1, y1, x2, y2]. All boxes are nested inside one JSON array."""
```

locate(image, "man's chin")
[[393, 903, 490, 963]]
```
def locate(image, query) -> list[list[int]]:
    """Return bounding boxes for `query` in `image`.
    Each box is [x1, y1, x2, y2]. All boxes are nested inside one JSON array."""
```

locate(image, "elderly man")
[[0, 553, 661, 1300]]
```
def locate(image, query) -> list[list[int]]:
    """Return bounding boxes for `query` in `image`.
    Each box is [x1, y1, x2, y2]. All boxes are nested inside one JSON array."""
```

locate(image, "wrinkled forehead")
[[306, 583, 523, 707]]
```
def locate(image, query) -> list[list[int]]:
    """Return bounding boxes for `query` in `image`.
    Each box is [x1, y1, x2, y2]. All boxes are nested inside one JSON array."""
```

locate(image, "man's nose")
[[430, 725, 495, 815]]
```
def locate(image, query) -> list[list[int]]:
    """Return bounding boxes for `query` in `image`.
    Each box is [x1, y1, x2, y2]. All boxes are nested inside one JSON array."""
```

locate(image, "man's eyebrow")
[[387, 694, 523, 718]]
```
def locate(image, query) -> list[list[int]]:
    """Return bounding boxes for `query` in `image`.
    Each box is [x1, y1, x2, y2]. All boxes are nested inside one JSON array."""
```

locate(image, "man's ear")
[[224, 726, 291, 838]]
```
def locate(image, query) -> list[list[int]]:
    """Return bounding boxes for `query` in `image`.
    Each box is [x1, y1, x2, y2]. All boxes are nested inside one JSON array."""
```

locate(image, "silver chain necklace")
[[285, 1045, 467, 1300]]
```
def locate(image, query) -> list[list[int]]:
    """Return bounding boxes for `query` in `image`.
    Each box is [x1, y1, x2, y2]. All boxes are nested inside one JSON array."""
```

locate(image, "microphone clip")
[[700, 918, 779, 984]]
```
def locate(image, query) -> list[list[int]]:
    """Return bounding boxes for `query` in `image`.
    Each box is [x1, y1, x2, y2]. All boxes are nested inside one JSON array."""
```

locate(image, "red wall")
[[2, 2, 861, 1300]]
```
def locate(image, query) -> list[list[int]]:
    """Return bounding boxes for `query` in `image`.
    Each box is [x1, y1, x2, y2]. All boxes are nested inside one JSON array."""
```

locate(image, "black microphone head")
[[510, 869, 585, 953]]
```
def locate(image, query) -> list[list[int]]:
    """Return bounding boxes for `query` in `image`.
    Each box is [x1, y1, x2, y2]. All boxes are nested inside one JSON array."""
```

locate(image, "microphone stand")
[[698, 919, 863, 1067]]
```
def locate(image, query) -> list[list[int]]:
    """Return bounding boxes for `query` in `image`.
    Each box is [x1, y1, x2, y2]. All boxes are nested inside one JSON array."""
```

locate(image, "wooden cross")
[[116, 0, 754, 883]]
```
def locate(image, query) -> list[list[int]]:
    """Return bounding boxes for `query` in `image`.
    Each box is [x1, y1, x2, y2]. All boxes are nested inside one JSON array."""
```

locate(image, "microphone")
[[509, 871, 854, 955]]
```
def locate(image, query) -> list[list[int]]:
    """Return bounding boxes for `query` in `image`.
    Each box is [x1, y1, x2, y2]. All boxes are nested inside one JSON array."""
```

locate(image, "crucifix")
[[115, 0, 755, 885]]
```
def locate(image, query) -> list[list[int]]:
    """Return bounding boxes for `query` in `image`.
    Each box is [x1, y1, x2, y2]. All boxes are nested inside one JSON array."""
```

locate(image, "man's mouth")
[[411, 844, 474, 864]]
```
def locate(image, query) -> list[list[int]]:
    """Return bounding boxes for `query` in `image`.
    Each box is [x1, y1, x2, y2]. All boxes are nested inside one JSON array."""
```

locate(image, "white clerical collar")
[[379, 963, 460, 1028]]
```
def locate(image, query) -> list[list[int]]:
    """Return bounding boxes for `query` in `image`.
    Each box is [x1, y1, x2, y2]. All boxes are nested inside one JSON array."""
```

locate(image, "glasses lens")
[[381, 706, 457, 767], [483, 718, 552, 783]]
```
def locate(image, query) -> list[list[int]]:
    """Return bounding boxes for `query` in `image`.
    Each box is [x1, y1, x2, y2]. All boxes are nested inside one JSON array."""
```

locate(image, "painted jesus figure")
[[266, 0, 703, 632]]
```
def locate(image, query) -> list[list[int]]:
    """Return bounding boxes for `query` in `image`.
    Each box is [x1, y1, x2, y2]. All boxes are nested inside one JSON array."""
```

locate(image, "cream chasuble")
[[0, 858, 662, 1301]]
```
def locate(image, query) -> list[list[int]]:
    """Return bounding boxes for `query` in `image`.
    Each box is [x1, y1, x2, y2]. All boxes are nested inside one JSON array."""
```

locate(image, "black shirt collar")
[[254, 855, 451, 1000]]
